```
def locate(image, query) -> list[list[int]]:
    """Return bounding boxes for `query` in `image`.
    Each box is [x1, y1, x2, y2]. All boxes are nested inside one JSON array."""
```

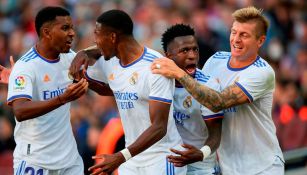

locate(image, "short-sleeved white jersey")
[[86, 47, 183, 167], [202, 52, 283, 174], [173, 68, 223, 151], [7, 47, 80, 170]]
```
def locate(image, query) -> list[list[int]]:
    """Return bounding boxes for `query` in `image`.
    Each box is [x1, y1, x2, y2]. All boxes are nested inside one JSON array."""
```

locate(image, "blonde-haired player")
[[152, 6, 284, 175]]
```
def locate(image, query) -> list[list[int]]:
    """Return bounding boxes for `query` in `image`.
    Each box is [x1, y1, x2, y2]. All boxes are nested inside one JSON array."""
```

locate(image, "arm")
[[89, 101, 170, 174], [167, 117, 223, 167], [69, 45, 101, 80], [11, 79, 88, 122], [152, 58, 249, 112]]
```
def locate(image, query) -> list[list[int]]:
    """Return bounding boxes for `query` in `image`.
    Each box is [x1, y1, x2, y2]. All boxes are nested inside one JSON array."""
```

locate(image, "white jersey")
[[86, 47, 183, 167], [202, 52, 284, 174], [173, 69, 223, 162], [7, 47, 80, 170]]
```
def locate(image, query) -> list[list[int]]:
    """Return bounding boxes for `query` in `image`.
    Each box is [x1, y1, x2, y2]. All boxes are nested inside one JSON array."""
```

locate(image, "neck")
[[35, 40, 60, 60], [229, 54, 258, 68], [117, 37, 143, 66]]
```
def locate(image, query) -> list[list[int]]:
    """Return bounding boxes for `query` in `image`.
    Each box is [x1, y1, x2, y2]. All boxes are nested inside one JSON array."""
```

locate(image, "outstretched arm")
[[0, 56, 15, 84], [151, 58, 249, 112]]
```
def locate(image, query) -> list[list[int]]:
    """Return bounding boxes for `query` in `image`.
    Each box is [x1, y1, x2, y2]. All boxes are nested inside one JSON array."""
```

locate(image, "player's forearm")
[[12, 97, 63, 122], [204, 118, 223, 153], [83, 45, 102, 60], [177, 74, 227, 112], [127, 123, 167, 157]]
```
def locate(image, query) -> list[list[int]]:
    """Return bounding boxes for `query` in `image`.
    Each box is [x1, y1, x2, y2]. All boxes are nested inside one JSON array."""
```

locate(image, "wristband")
[[200, 145, 211, 161], [120, 148, 132, 161]]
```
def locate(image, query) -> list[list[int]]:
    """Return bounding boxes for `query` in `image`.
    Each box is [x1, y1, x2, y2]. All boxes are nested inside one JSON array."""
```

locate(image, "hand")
[[60, 78, 88, 103], [151, 57, 186, 79], [89, 152, 125, 175], [167, 144, 203, 167], [0, 56, 15, 84], [69, 51, 92, 81]]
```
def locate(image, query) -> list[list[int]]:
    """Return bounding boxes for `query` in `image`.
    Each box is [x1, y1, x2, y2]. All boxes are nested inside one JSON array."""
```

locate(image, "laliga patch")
[[13, 75, 26, 91]]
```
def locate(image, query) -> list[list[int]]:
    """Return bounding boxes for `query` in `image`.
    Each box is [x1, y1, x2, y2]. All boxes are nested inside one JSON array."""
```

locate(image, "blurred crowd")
[[0, 0, 306, 174]]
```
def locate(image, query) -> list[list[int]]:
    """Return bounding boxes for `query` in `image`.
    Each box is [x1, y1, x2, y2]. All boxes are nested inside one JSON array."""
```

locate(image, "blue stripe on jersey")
[[8, 94, 32, 103], [227, 56, 260, 71], [149, 96, 172, 104], [253, 57, 267, 67], [16, 160, 26, 175], [120, 47, 147, 68], [142, 48, 161, 63], [84, 71, 106, 85], [202, 113, 224, 120], [194, 70, 210, 83], [235, 82, 253, 102], [20, 49, 36, 62], [212, 51, 230, 59]]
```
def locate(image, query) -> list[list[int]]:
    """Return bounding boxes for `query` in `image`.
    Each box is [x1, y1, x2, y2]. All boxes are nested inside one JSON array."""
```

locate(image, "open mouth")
[[185, 64, 197, 75]]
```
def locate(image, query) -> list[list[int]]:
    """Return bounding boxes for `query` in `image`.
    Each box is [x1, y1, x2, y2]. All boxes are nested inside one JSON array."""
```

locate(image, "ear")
[[165, 52, 173, 60], [42, 27, 51, 39], [111, 32, 117, 44], [257, 35, 266, 48]]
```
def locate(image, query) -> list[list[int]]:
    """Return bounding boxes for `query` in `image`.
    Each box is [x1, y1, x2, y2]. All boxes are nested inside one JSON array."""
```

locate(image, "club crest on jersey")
[[13, 75, 26, 91], [129, 72, 138, 85], [108, 73, 115, 81], [183, 96, 192, 109]]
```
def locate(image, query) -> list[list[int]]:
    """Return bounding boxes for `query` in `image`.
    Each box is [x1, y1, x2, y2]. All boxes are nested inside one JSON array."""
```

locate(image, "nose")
[[233, 34, 241, 43], [69, 28, 75, 37], [187, 50, 198, 60]]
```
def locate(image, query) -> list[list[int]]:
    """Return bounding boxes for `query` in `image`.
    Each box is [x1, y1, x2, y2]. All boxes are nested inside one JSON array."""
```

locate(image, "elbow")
[[13, 109, 28, 122], [155, 124, 167, 139]]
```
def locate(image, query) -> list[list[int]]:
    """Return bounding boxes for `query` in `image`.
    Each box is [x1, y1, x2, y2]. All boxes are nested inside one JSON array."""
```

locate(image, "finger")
[[0, 64, 4, 71], [90, 168, 104, 175], [92, 154, 105, 159], [9, 56, 15, 67], [170, 148, 185, 156], [173, 163, 185, 167], [89, 163, 104, 171], [181, 143, 194, 149]]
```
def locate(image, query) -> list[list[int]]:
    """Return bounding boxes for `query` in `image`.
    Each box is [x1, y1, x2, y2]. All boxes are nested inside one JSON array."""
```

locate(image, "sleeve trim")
[[235, 82, 253, 102]]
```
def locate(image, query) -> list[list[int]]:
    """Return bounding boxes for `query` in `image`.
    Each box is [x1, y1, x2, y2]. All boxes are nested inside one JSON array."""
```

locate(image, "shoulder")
[[210, 51, 231, 60], [249, 57, 275, 76], [194, 69, 211, 84], [142, 47, 163, 63]]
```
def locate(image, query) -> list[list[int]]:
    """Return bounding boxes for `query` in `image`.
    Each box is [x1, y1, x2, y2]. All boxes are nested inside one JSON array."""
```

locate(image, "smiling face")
[[230, 21, 265, 60], [166, 35, 199, 76], [94, 23, 117, 60], [45, 16, 75, 53]]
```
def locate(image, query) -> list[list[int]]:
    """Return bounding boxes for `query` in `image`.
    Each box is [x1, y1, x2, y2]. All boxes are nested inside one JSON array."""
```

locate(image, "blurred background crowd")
[[0, 0, 306, 174]]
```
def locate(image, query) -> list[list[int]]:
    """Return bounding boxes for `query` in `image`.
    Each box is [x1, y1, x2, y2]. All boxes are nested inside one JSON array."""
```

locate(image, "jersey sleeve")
[[7, 62, 34, 105], [199, 75, 224, 120], [85, 56, 108, 84], [235, 67, 275, 102], [148, 74, 174, 104]]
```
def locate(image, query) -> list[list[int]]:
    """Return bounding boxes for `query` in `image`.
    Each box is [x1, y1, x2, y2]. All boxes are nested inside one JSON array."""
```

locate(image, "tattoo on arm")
[[178, 74, 248, 112]]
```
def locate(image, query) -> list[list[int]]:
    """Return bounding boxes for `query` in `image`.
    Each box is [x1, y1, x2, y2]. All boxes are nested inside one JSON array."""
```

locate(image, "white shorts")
[[256, 156, 284, 175], [14, 155, 84, 175], [118, 158, 187, 175], [187, 160, 221, 175]]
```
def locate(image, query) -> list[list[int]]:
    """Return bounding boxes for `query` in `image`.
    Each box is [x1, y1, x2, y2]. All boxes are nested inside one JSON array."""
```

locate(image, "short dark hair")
[[161, 24, 195, 52], [35, 6, 70, 37], [96, 9, 133, 35]]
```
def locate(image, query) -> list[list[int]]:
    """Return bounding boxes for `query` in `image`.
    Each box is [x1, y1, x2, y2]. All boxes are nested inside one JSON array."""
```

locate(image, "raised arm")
[[0, 56, 15, 84], [152, 58, 249, 112], [10, 79, 88, 122]]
